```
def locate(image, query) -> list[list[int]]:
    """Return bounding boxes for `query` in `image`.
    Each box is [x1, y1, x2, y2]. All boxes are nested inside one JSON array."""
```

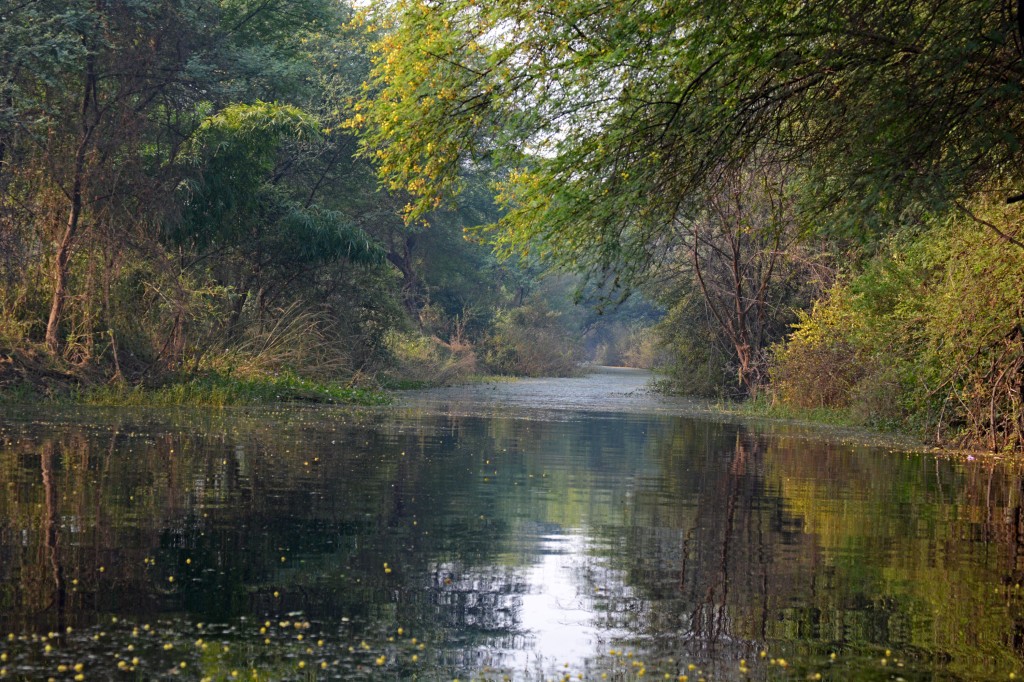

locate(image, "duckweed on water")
[[4, 378, 1024, 681], [0, 621, 955, 682], [0, 617, 435, 681]]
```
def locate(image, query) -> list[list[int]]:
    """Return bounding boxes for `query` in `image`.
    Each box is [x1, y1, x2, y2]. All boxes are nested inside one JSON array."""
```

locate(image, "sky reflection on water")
[[0, 371, 1022, 680]]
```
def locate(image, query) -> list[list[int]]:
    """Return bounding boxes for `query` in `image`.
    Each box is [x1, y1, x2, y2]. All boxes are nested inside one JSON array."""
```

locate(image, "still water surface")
[[1, 368, 1022, 680]]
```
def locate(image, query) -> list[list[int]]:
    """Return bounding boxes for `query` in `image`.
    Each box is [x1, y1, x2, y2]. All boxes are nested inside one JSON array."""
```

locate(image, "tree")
[[358, 0, 1024, 268], [0, 1, 214, 355], [167, 101, 383, 358], [2, 0, 399, 370], [670, 165, 813, 395]]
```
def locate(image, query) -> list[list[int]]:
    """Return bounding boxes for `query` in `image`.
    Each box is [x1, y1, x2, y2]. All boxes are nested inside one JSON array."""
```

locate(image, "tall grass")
[[79, 372, 389, 407], [381, 331, 478, 388], [201, 301, 352, 379]]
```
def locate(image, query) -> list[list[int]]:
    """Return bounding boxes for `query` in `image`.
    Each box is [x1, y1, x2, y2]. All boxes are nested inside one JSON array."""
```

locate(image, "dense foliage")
[[0, 0, 603, 397], [6, 0, 1024, 448], [359, 0, 1024, 448], [773, 202, 1024, 450]]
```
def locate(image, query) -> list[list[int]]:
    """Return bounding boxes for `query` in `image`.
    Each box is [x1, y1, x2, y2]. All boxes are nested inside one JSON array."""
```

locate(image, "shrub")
[[651, 292, 737, 398], [382, 331, 478, 387], [770, 283, 869, 409], [199, 301, 353, 380], [769, 199, 1024, 450], [481, 301, 582, 377]]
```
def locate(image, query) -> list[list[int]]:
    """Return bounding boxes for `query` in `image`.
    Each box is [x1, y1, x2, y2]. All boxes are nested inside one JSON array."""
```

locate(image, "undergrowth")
[[75, 372, 390, 408], [724, 395, 862, 429]]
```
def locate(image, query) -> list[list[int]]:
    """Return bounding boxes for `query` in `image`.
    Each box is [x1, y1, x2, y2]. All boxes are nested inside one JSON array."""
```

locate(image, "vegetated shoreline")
[[648, 373, 989, 459], [0, 350, 983, 458], [0, 346, 389, 408], [0, 342, 532, 408], [709, 394, 994, 459]]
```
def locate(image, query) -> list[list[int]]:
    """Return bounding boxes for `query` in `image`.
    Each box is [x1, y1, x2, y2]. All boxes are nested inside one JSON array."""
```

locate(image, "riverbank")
[[0, 351, 390, 408], [0, 356, 956, 454], [645, 369, 985, 455], [0, 343, 523, 409]]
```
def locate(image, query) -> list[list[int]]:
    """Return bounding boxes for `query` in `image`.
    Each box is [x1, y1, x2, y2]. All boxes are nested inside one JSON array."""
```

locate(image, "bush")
[[382, 331, 478, 387], [651, 292, 737, 398], [481, 301, 582, 377], [770, 283, 869, 409], [769, 199, 1024, 450], [198, 301, 353, 380]]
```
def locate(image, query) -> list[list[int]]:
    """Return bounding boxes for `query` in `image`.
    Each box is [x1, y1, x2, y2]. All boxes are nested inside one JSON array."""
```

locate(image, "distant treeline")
[[5, 0, 1024, 450]]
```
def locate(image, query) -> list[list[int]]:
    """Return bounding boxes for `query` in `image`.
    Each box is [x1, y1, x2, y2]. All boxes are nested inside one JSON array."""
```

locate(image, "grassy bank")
[[725, 395, 864, 429], [707, 393, 956, 454], [0, 371, 390, 408]]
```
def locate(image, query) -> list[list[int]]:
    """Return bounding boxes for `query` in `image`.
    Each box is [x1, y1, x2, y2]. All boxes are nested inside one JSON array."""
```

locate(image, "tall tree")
[[358, 0, 1024, 262], [0, 1, 210, 354], [660, 163, 818, 395]]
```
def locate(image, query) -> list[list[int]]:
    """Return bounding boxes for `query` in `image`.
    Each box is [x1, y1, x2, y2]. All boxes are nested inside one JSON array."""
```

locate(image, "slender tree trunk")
[[386, 234, 420, 318], [45, 193, 84, 353], [728, 229, 757, 396], [45, 55, 97, 355]]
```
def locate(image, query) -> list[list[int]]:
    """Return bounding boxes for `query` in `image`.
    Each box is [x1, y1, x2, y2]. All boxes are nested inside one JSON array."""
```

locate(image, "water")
[[0, 368, 1022, 680]]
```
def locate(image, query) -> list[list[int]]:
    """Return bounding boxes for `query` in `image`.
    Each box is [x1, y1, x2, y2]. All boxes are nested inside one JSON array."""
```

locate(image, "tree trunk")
[[386, 234, 420, 318], [45, 186, 84, 354], [45, 54, 96, 355]]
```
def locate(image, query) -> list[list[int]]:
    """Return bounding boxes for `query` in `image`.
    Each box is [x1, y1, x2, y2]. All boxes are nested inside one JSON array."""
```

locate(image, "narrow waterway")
[[0, 369, 1021, 680]]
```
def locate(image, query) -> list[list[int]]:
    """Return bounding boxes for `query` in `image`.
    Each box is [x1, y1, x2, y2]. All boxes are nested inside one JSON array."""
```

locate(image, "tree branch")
[[954, 201, 1024, 250]]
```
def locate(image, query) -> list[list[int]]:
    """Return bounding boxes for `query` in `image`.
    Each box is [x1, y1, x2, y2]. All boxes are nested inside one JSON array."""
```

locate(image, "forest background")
[[2, 0, 1023, 452]]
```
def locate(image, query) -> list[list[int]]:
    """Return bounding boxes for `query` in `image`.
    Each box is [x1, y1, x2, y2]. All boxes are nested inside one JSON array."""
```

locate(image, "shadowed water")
[[0, 368, 1022, 680]]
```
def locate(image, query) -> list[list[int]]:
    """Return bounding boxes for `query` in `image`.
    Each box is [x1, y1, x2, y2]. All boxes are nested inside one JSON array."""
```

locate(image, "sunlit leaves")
[[357, 0, 1024, 272]]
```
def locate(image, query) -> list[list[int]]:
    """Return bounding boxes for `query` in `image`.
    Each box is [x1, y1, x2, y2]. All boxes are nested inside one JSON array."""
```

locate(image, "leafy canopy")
[[173, 101, 381, 267], [357, 0, 1024, 280]]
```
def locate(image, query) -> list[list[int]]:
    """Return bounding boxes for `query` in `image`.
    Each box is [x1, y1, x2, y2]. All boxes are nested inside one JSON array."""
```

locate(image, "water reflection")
[[0, 405, 1022, 679]]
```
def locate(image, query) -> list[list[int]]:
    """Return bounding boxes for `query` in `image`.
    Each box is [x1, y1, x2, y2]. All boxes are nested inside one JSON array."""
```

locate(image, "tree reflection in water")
[[0, 406, 1022, 679]]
